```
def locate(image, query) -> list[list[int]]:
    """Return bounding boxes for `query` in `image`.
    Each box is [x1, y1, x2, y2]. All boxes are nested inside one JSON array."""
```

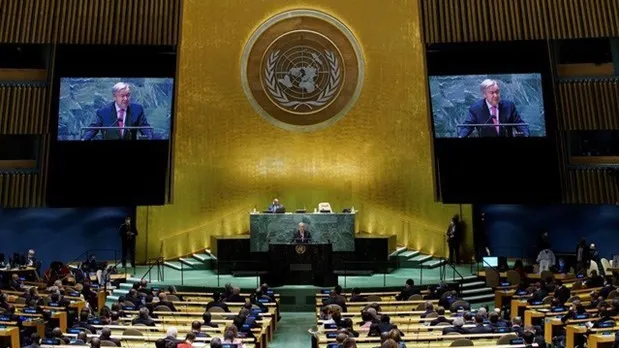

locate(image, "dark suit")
[[290, 230, 312, 244], [131, 317, 156, 326], [468, 324, 493, 333], [458, 99, 529, 138], [267, 204, 284, 212], [554, 286, 570, 304], [119, 223, 138, 267], [83, 102, 152, 140]]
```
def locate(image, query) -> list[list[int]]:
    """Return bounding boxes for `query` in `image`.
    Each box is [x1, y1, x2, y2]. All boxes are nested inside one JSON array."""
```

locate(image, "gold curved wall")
[[136, 0, 471, 261]]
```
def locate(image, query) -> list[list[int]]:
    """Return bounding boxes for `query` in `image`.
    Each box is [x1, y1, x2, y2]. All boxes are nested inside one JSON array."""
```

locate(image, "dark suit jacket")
[[430, 316, 452, 326], [83, 102, 152, 140], [291, 230, 312, 244], [119, 223, 138, 245], [468, 324, 493, 333], [458, 99, 529, 138], [132, 317, 156, 326], [205, 301, 230, 312], [554, 286, 570, 304], [349, 295, 367, 302]]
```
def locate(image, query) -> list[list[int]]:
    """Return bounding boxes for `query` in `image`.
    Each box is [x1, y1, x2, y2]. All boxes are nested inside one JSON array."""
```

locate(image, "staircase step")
[[399, 250, 420, 259], [461, 287, 493, 296], [119, 283, 134, 290], [463, 293, 495, 303], [423, 259, 447, 269], [192, 253, 212, 262], [461, 281, 486, 289], [180, 257, 203, 268], [164, 261, 184, 271], [107, 295, 119, 302], [389, 246, 408, 258], [410, 254, 433, 263], [461, 275, 480, 282], [113, 289, 129, 296]]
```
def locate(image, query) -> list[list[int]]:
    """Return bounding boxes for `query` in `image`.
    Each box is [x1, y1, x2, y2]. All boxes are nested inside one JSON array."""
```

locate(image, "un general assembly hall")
[[2, 1, 619, 348]]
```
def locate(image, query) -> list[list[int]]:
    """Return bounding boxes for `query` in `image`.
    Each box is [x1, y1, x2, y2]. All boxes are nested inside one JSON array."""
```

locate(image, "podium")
[[81, 126, 154, 140], [263, 243, 337, 287]]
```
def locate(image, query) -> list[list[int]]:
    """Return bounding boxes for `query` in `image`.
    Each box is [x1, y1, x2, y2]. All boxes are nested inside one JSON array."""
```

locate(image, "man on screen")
[[290, 222, 311, 244], [457, 79, 529, 138], [82, 82, 153, 140]]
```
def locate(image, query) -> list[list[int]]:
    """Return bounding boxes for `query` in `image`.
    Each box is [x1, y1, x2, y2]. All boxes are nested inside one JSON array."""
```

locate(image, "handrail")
[[481, 258, 501, 275], [441, 257, 464, 293], [67, 248, 120, 267], [141, 256, 165, 283]]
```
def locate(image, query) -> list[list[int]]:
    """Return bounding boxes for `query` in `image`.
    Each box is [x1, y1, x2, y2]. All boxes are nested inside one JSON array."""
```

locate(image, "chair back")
[[154, 305, 172, 312], [496, 334, 518, 345], [542, 296, 554, 305], [167, 294, 180, 301], [100, 340, 117, 347], [416, 303, 426, 311], [607, 290, 617, 299], [450, 338, 474, 346], [123, 328, 144, 336], [601, 258, 612, 276], [208, 306, 225, 313], [540, 270, 554, 281], [366, 295, 382, 302], [408, 294, 423, 301], [588, 262, 600, 277]]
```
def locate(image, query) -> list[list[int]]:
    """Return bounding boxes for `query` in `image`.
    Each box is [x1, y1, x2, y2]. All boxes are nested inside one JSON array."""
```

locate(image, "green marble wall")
[[249, 213, 356, 252]]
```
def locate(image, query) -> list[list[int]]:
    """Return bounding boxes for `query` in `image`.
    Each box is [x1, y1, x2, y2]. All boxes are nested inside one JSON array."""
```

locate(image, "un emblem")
[[295, 244, 307, 255], [241, 10, 365, 131]]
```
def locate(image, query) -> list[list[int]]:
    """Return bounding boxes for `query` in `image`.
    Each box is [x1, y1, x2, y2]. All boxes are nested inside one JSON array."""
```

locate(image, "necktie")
[[118, 109, 125, 137], [490, 106, 499, 134]]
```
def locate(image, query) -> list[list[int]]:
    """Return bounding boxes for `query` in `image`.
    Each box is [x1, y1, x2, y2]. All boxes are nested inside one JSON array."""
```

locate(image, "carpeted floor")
[[268, 312, 316, 348]]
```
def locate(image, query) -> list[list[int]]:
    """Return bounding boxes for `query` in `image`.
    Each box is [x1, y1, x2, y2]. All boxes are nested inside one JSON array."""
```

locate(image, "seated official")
[[443, 317, 467, 335], [99, 327, 121, 347], [468, 313, 493, 333], [132, 307, 156, 326], [290, 222, 311, 244], [202, 312, 218, 328], [429, 306, 452, 326], [349, 288, 367, 302], [267, 198, 284, 213], [206, 292, 230, 312], [395, 278, 419, 300], [225, 287, 246, 303]]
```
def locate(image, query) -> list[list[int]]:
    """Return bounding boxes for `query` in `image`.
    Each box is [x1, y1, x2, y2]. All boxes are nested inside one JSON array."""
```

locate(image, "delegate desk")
[[249, 212, 355, 252]]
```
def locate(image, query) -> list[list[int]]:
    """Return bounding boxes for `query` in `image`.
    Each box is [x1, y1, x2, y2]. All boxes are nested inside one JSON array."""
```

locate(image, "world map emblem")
[[241, 10, 365, 131]]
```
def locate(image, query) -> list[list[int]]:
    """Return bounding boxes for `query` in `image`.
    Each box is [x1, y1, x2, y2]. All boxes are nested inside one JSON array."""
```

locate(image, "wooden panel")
[[0, 83, 48, 134], [421, 0, 619, 43], [0, 0, 181, 45], [557, 78, 619, 130], [0, 135, 49, 208]]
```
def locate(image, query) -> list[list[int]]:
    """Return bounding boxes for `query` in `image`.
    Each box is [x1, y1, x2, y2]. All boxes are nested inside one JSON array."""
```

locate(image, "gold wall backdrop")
[[136, 0, 472, 261]]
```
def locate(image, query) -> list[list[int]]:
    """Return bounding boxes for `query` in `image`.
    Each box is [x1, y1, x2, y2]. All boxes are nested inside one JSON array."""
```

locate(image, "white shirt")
[[115, 103, 127, 135]]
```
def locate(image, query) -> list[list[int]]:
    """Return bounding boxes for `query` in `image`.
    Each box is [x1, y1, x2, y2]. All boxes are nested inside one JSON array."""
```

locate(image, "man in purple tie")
[[458, 79, 529, 138], [82, 82, 152, 140]]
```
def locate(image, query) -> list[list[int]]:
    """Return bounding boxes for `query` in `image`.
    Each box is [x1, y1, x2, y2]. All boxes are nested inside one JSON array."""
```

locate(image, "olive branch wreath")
[[264, 49, 341, 110]]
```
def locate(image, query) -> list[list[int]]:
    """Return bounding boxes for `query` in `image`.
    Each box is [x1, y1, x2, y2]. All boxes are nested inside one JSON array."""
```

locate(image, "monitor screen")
[[482, 256, 498, 267], [57, 77, 173, 141], [429, 73, 545, 138]]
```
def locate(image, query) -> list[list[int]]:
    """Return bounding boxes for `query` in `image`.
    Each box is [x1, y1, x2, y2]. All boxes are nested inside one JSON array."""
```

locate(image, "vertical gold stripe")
[[105, 0, 114, 44], [6, 0, 17, 42], [32, 0, 42, 43], [14, 0, 25, 43], [116, 0, 124, 44]]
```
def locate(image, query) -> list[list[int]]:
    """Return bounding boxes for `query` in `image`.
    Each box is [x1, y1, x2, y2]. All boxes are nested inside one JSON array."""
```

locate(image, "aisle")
[[269, 312, 316, 348]]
